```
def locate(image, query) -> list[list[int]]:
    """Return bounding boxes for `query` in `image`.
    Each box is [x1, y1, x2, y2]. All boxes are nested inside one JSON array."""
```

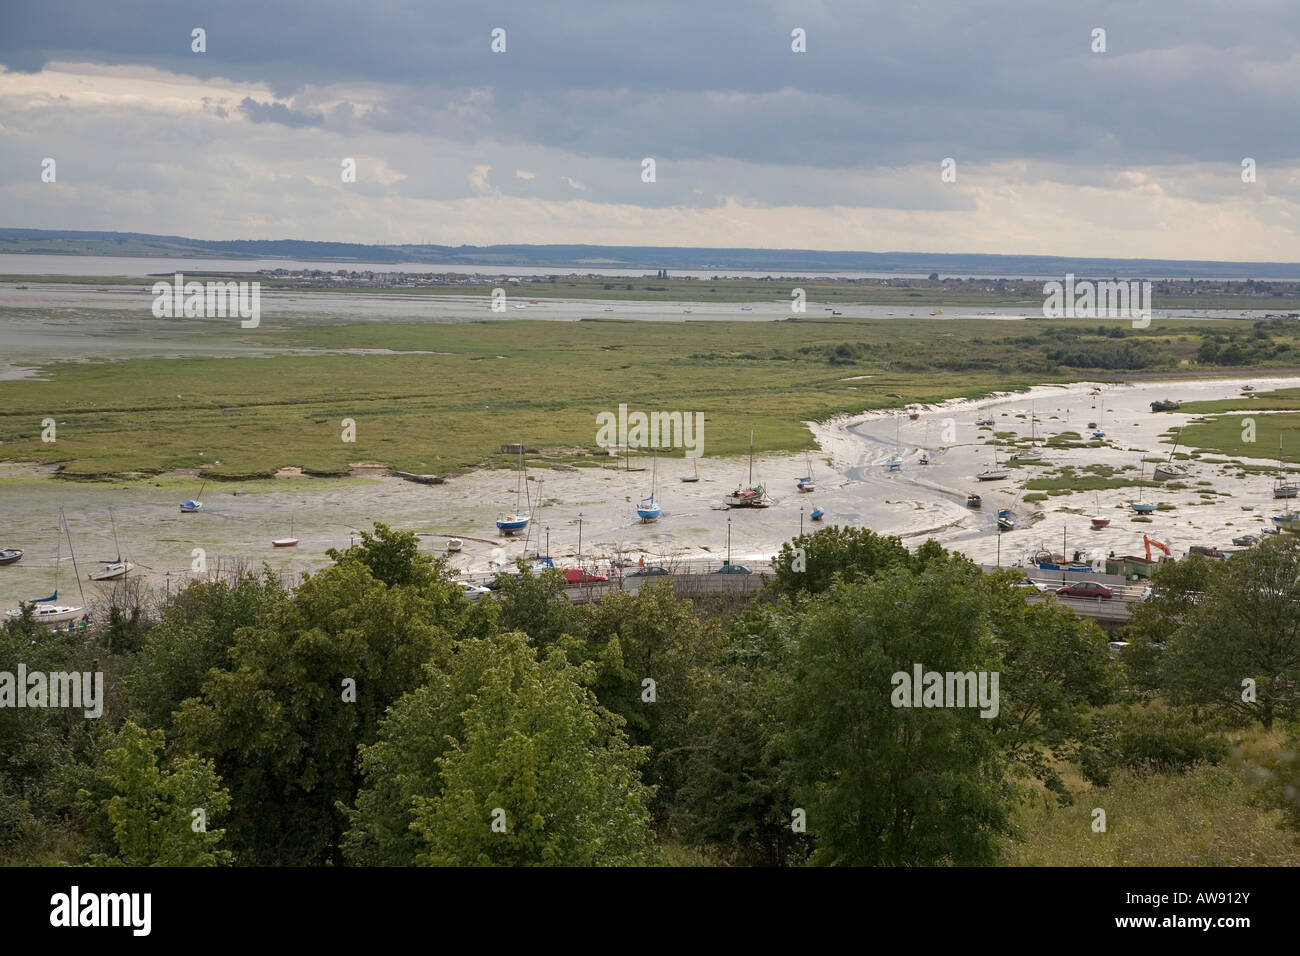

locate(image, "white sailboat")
[[88, 508, 133, 580], [1010, 404, 1044, 462], [1153, 425, 1189, 480], [6, 510, 85, 624], [886, 413, 903, 470], [272, 516, 300, 547]]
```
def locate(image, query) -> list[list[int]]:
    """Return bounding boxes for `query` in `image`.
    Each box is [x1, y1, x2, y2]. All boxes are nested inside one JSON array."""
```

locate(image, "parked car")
[[564, 567, 608, 585], [712, 562, 752, 575], [1056, 581, 1113, 599], [460, 582, 491, 601], [1013, 578, 1052, 593], [484, 561, 556, 589], [1107, 641, 1130, 654], [628, 565, 671, 577]]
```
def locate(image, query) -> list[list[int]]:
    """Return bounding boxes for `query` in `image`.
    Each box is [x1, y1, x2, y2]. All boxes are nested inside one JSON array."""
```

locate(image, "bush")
[[1079, 705, 1226, 786]]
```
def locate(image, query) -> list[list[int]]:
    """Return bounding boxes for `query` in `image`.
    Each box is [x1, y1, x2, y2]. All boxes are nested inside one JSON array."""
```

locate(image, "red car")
[[1056, 581, 1113, 599], [564, 567, 608, 585]]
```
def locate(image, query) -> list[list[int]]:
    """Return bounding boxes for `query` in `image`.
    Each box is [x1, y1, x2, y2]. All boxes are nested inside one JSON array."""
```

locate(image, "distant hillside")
[[2, 227, 1298, 278]]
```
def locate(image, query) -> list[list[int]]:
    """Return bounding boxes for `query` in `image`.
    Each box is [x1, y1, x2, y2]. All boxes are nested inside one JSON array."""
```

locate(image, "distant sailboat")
[[886, 413, 903, 470], [1130, 461, 1156, 513], [180, 480, 207, 513], [8, 510, 84, 624], [637, 453, 661, 522], [272, 516, 299, 547], [977, 448, 1008, 481], [1274, 435, 1299, 498], [725, 427, 769, 508], [680, 457, 700, 483], [1153, 426, 1189, 480], [1010, 403, 1044, 462], [89, 508, 134, 580], [496, 443, 532, 535], [797, 452, 816, 492]]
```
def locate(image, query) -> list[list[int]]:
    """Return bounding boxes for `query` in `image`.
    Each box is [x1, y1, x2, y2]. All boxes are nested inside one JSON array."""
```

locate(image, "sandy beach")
[[2, 374, 1298, 609]]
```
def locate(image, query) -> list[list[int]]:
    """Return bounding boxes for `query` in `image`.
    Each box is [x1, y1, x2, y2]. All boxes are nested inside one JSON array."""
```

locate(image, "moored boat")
[[966, 493, 982, 508], [810, 507, 825, 521], [1091, 517, 1110, 529], [0, 548, 22, 566]]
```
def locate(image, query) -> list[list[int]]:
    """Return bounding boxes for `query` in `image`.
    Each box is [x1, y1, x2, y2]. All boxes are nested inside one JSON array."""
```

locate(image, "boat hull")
[[5, 604, 83, 625], [89, 561, 133, 581], [496, 515, 530, 535], [1090, 518, 1111, 529], [272, 538, 299, 548], [0, 549, 22, 566]]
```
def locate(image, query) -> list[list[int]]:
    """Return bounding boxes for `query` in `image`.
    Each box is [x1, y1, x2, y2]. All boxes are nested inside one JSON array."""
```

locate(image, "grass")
[[1001, 763, 1300, 865], [2, 306, 1299, 479]]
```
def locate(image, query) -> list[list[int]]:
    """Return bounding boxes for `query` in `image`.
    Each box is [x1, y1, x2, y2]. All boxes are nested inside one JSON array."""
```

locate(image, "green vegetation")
[[2, 312, 1299, 478], [9, 515, 1300, 867]]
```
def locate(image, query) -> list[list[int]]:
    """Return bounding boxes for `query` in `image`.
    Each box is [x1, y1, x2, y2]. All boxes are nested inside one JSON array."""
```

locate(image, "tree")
[[126, 571, 284, 734], [85, 721, 231, 866], [326, 521, 441, 590], [672, 601, 806, 865], [493, 563, 583, 650], [175, 557, 454, 865], [780, 562, 1010, 865], [984, 572, 1117, 799], [768, 525, 913, 598], [568, 581, 722, 814], [369, 632, 656, 866], [1153, 538, 1300, 728]]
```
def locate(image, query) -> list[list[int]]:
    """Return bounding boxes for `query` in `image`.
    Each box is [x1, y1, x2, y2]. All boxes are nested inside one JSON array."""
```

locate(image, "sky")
[[2, 0, 1300, 260]]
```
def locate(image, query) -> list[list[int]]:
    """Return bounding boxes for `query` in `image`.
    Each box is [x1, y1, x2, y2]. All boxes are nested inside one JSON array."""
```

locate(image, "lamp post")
[[545, 526, 550, 561], [800, 506, 804, 537], [577, 513, 583, 568], [726, 517, 732, 566]]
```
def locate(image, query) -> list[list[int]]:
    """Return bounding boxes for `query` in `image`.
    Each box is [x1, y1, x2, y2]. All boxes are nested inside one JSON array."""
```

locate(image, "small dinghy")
[[447, 538, 463, 553], [1091, 517, 1111, 529], [810, 507, 825, 521], [272, 517, 299, 548], [966, 493, 982, 508], [0, 548, 23, 566]]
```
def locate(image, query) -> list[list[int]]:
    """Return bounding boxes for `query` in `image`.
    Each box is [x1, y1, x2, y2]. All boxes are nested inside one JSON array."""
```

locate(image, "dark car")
[[628, 566, 671, 577], [1056, 581, 1113, 599], [712, 562, 752, 575]]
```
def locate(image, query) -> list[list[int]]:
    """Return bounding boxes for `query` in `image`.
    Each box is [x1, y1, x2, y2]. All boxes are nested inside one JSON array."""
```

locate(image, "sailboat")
[[180, 480, 207, 513], [886, 413, 904, 470], [496, 443, 532, 534], [810, 507, 825, 521], [1091, 400, 1106, 439], [1090, 492, 1110, 529], [89, 508, 134, 580], [724, 427, 769, 508], [1153, 426, 1189, 480], [1129, 461, 1156, 513], [7, 511, 84, 624], [977, 447, 1008, 481], [1274, 435, 1299, 498], [637, 453, 661, 522], [680, 457, 700, 483], [1010, 404, 1044, 462], [797, 452, 816, 492], [272, 516, 299, 547]]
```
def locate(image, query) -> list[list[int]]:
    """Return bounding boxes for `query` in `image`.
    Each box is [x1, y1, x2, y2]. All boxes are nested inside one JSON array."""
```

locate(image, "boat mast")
[[61, 508, 87, 606]]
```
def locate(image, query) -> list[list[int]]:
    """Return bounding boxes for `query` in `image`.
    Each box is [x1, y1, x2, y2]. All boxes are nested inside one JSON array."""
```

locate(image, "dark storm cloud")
[[238, 96, 323, 127], [4, 0, 1300, 167]]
